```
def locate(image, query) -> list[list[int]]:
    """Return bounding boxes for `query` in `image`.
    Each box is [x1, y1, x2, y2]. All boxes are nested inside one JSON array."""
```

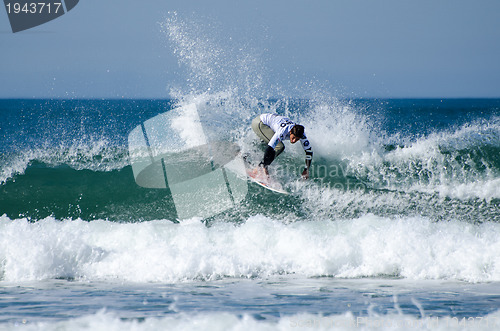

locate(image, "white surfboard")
[[246, 168, 289, 195]]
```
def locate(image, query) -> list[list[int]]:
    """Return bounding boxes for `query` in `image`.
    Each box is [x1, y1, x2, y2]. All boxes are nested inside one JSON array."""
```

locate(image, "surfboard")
[[246, 168, 289, 195]]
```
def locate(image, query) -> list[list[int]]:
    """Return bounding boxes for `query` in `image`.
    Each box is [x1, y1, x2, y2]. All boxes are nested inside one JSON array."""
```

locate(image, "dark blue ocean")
[[1, 14, 500, 331]]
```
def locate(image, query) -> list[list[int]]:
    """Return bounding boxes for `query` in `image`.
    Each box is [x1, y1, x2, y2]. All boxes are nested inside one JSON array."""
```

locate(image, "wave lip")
[[1, 215, 500, 283], [348, 118, 500, 201], [0, 139, 129, 185]]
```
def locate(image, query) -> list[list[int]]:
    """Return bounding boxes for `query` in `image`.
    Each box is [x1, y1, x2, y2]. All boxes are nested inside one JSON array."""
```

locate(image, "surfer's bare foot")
[[252, 167, 269, 181]]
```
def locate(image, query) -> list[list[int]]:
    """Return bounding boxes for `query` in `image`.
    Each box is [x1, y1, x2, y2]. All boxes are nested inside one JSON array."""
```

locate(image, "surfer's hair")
[[291, 125, 305, 138]]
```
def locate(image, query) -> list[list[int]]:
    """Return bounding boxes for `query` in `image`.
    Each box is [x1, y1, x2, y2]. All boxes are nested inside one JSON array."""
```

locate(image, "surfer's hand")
[[301, 168, 309, 180]]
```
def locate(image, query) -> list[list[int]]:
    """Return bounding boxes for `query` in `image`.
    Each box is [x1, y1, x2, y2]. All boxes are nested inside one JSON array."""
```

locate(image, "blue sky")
[[1, 0, 499, 98]]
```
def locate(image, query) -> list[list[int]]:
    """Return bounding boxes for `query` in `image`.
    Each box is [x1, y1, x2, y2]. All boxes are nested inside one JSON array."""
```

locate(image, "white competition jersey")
[[260, 114, 312, 151]]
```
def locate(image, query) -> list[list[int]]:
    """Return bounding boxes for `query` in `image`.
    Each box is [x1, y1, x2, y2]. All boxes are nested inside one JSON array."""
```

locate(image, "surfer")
[[251, 113, 313, 179]]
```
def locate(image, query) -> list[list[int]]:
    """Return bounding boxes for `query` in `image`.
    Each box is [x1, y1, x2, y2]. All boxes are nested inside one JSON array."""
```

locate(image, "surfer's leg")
[[251, 115, 285, 157], [252, 115, 273, 143]]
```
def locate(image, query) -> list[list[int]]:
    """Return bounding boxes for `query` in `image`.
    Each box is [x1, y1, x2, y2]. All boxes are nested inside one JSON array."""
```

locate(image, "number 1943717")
[[5, 2, 62, 14]]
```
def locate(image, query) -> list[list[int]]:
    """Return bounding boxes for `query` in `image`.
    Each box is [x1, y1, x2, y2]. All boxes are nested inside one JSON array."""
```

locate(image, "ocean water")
[[1, 97, 499, 330], [1, 14, 500, 331]]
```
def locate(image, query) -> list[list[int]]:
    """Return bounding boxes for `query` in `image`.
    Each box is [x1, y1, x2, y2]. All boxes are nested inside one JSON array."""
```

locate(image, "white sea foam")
[[346, 119, 500, 201], [1, 214, 500, 283], [433, 178, 500, 201], [2, 309, 500, 331], [300, 98, 379, 160]]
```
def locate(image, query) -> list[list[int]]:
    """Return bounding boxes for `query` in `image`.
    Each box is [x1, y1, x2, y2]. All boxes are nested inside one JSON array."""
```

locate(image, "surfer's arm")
[[302, 148, 313, 179], [299, 136, 313, 179], [305, 148, 313, 168]]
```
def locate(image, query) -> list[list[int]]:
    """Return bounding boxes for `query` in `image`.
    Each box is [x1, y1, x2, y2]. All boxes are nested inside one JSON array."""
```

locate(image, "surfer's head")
[[290, 125, 305, 143]]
